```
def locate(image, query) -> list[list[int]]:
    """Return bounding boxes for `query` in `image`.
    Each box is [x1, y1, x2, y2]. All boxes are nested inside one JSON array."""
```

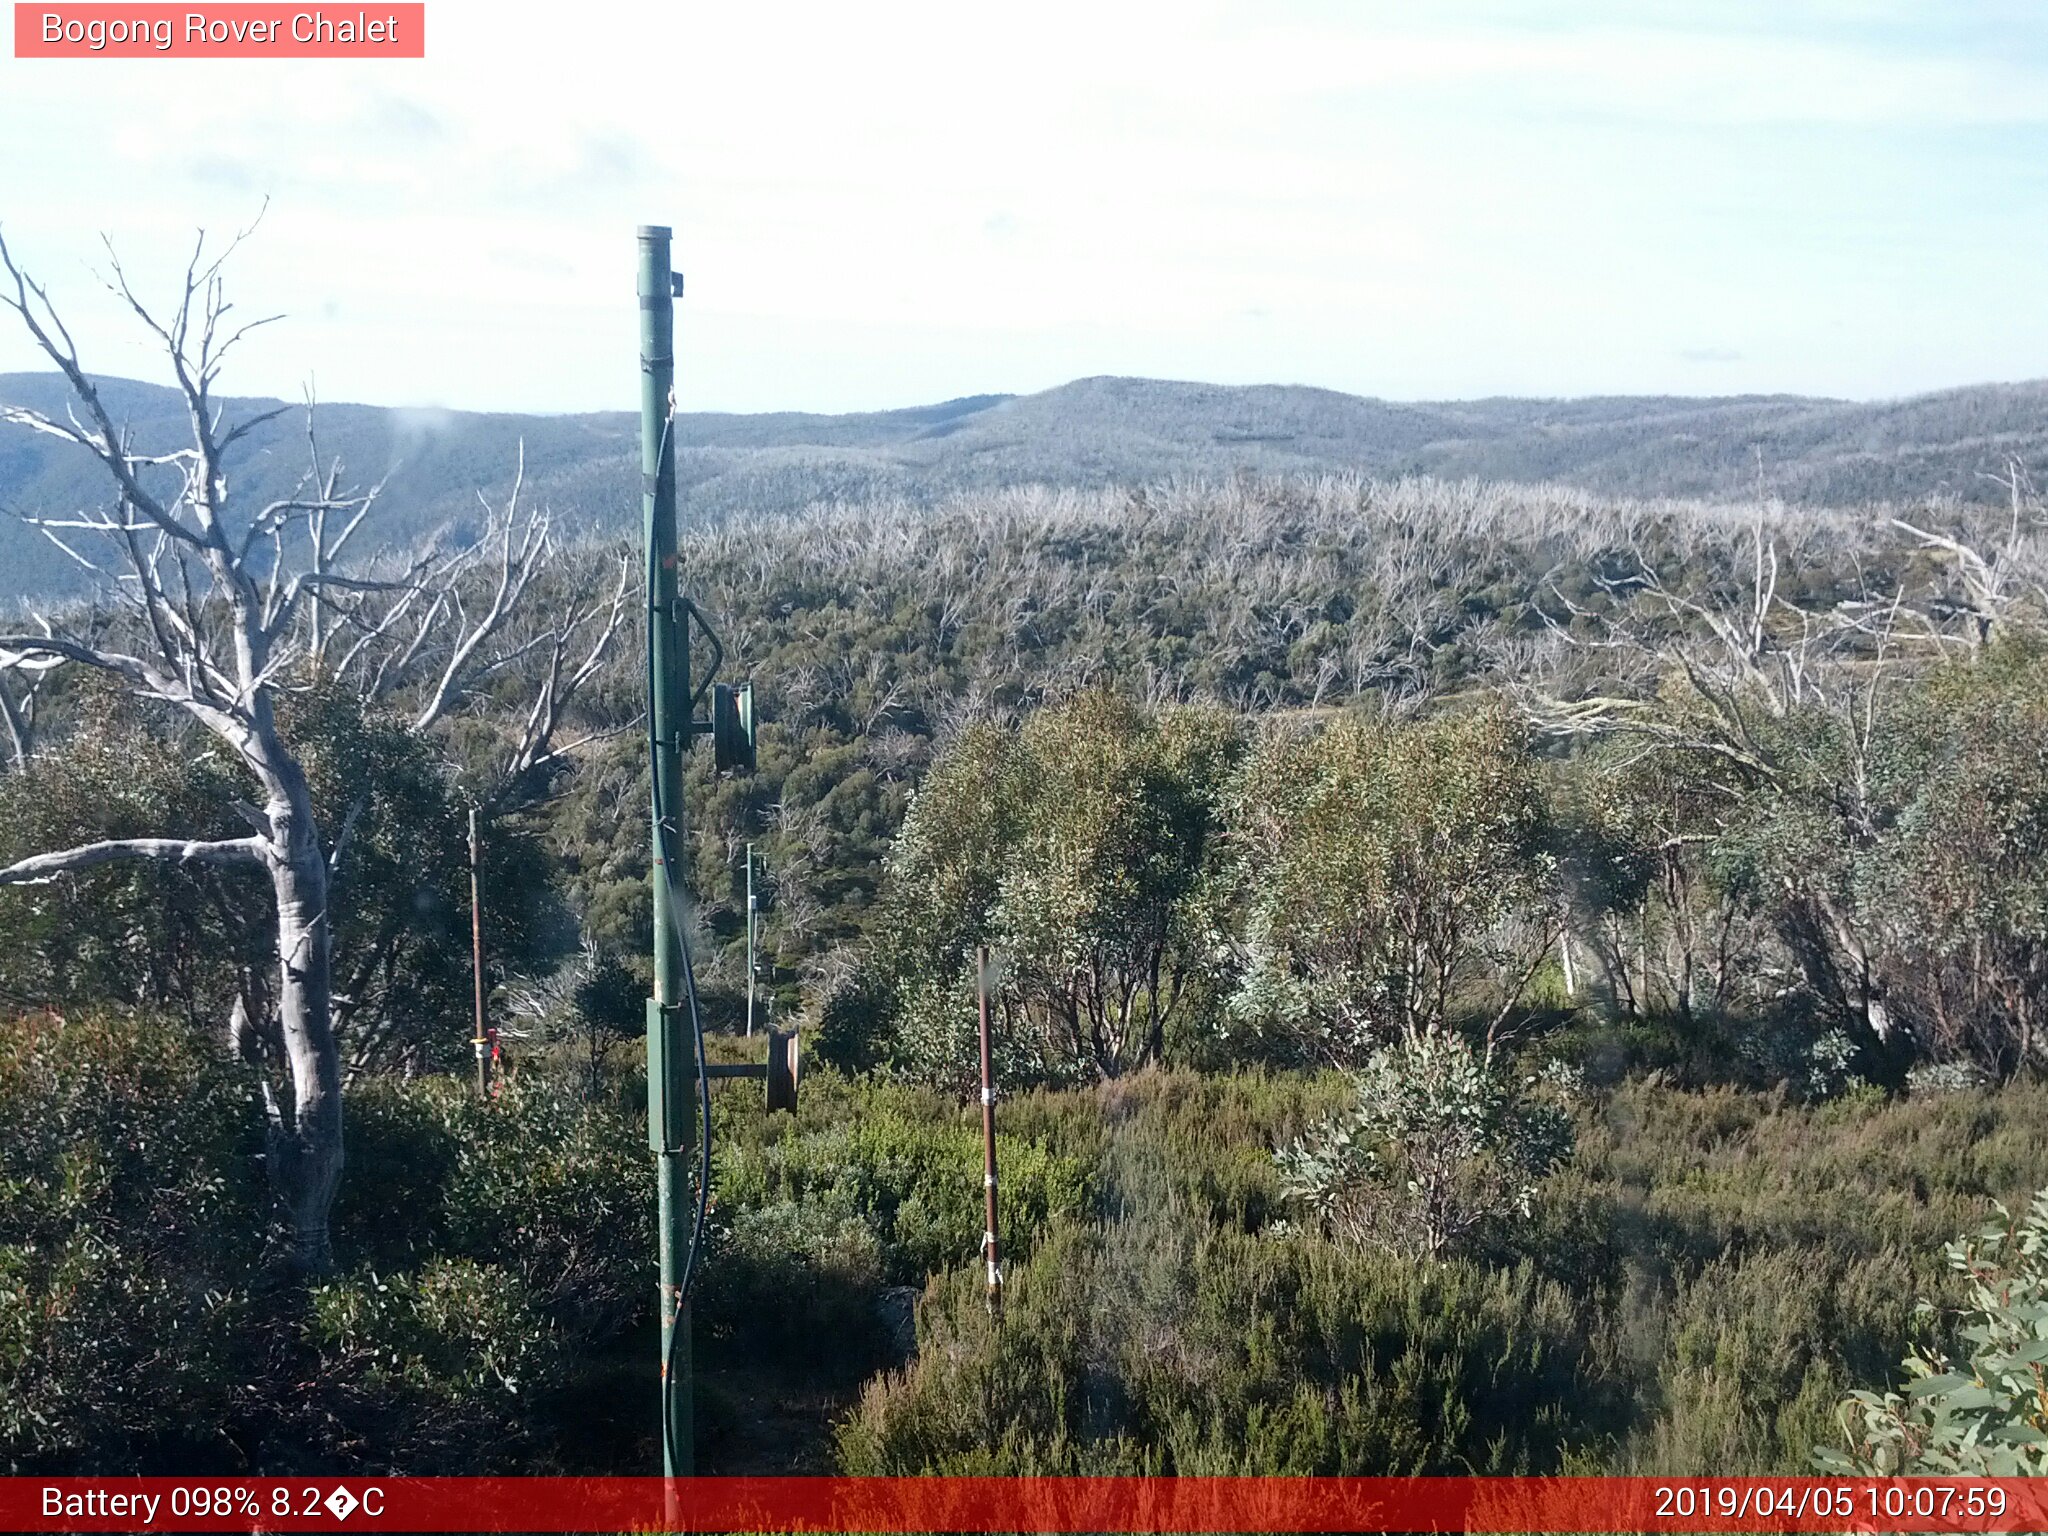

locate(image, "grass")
[[11, 1007, 2046, 1476], [830, 1070, 2048, 1477]]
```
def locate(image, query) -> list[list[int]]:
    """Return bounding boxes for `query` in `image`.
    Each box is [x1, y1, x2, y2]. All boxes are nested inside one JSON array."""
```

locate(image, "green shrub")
[[1277, 1032, 1573, 1259], [867, 695, 1238, 1087], [439, 1081, 650, 1343], [810, 961, 895, 1076], [697, 1201, 887, 1369], [16, 1003, 2048, 1479], [1226, 711, 1554, 1060], [1819, 1188, 2048, 1475], [1087, 1068, 1348, 1233], [0, 1010, 262, 1471], [712, 1075, 1093, 1286], [1597, 1248, 1908, 1475], [301, 1077, 649, 1471], [307, 1258, 568, 1470], [336, 1075, 650, 1343], [839, 1221, 1605, 1475], [1, 1019, 655, 1473], [0, 705, 261, 1022]]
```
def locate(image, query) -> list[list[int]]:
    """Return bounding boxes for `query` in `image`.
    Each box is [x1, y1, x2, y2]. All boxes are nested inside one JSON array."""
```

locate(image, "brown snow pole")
[[469, 805, 488, 1099], [977, 945, 1002, 1319]]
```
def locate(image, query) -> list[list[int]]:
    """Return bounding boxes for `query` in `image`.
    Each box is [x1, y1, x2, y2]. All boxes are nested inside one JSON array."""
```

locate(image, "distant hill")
[[2, 371, 2043, 602]]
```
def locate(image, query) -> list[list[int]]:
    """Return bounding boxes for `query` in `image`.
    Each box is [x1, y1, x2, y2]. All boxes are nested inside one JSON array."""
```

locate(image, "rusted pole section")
[[469, 805, 488, 1099], [977, 945, 1002, 1319]]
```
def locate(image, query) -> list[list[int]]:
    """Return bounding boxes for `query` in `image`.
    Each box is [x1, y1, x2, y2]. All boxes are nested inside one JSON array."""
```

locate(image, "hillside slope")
[[2, 371, 2041, 601]]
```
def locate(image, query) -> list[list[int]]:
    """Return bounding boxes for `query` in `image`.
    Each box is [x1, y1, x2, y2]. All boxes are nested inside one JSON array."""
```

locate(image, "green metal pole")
[[639, 223, 694, 1479], [745, 843, 756, 1039]]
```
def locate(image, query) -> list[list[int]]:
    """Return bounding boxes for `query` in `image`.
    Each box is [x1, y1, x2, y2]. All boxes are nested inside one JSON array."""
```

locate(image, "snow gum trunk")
[[266, 765, 344, 1274]]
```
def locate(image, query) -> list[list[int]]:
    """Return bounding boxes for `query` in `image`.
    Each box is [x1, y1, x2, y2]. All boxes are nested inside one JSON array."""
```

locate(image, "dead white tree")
[[0, 224, 629, 1268], [1517, 512, 1967, 1070], [320, 441, 633, 806], [1891, 459, 2048, 653], [0, 648, 57, 769], [0, 222, 360, 1270]]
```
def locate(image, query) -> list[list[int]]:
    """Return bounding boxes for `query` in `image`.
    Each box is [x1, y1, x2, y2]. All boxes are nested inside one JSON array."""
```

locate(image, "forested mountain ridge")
[[4, 369, 2045, 602]]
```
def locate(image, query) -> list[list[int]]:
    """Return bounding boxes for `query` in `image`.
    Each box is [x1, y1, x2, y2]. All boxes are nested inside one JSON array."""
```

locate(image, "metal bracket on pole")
[[701, 1027, 800, 1111], [712, 682, 756, 775], [646, 998, 698, 1153]]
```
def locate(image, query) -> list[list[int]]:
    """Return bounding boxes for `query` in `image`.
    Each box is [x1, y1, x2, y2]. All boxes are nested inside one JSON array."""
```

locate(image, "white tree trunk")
[[264, 766, 345, 1273]]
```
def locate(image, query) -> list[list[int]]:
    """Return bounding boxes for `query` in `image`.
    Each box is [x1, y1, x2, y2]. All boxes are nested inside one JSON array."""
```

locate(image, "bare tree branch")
[[409, 442, 548, 733], [0, 835, 266, 884]]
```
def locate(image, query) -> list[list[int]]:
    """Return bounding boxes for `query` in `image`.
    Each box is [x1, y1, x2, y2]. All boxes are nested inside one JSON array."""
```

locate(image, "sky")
[[2, 1, 2047, 414]]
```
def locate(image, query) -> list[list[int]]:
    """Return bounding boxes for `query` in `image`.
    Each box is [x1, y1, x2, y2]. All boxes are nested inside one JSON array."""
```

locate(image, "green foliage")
[[995, 695, 1238, 1078], [1276, 1032, 1574, 1259], [307, 1258, 567, 1466], [841, 1111, 1600, 1477], [297, 1074, 652, 1469], [1820, 1188, 2048, 1476], [873, 691, 1238, 1086], [13, 1002, 2048, 1477], [838, 1222, 1605, 1476], [869, 702, 1565, 1086], [0, 1014, 656, 1473], [842, 1068, 2048, 1479], [810, 960, 896, 1075], [1589, 1247, 1892, 1476], [0, 691, 262, 1021], [517, 471, 2048, 1085], [1868, 645, 2048, 1071], [0, 1010, 263, 1471], [1227, 710, 1555, 1061], [709, 1071, 1094, 1289], [1704, 639, 2048, 1080], [695, 1200, 888, 1370], [285, 684, 563, 1073], [0, 680, 567, 1076], [11, 454, 2048, 1482], [549, 474, 1778, 992], [337, 1076, 651, 1344], [1553, 735, 1764, 1031], [869, 719, 1015, 1052]]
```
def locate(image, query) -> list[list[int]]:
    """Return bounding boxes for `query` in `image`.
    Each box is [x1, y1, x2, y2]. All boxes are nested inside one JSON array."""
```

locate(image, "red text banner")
[[14, 4, 424, 57], [1, 1476, 2044, 1533]]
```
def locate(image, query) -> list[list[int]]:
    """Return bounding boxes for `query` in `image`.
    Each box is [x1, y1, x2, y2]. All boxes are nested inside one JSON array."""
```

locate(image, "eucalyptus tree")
[[995, 691, 1237, 1075], [872, 690, 1236, 1086], [1551, 735, 1763, 1029], [1225, 709, 1558, 1065], [0, 225, 625, 1269]]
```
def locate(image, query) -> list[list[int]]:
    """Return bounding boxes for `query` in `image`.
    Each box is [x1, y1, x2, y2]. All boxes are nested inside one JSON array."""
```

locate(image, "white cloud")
[[0, 2, 2043, 410]]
